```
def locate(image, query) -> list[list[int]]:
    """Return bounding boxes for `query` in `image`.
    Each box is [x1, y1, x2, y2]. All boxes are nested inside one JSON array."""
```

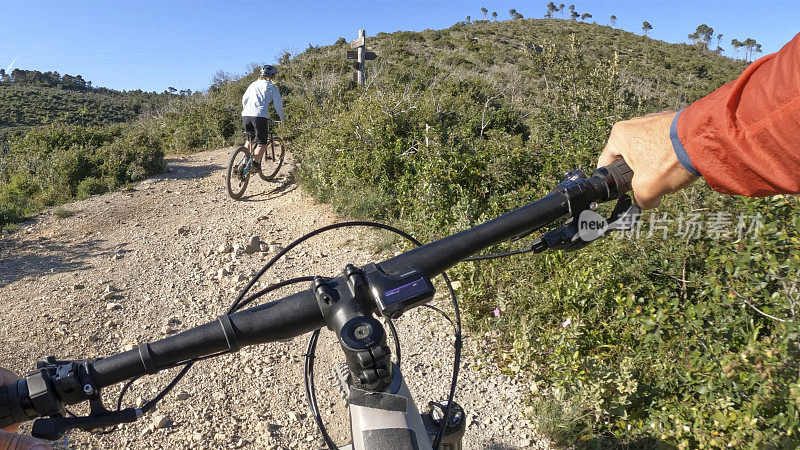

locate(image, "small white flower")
[[561, 317, 571, 328]]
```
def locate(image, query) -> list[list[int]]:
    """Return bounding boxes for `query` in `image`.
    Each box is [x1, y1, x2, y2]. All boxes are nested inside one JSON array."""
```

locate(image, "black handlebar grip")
[[604, 158, 633, 195], [0, 380, 29, 429]]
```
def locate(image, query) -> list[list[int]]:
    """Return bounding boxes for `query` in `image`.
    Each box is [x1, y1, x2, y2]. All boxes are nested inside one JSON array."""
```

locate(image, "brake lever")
[[604, 195, 642, 232], [32, 408, 141, 441], [529, 194, 641, 253], [26, 356, 143, 440]]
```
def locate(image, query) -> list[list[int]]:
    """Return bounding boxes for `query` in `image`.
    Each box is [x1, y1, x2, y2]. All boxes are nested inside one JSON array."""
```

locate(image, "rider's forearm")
[[674, 33, 800, 196], [273, 94, 286, 121]]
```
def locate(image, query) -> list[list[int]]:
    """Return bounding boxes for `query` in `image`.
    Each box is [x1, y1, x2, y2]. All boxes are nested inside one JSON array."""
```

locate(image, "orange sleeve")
[[676, 33, 800, 196]]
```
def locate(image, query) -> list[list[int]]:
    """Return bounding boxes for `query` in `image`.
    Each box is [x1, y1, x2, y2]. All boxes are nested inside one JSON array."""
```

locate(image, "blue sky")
[[1, 1, 797, 92]]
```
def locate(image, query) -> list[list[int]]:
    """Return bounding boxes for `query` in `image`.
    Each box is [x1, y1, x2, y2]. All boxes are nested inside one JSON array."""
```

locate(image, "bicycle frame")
[[341, 365, 435, 450], [230, 120, 279, 181]]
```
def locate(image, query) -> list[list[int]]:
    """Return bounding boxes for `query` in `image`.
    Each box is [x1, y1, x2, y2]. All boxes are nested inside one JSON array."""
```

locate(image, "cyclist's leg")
[[242, 117, 256, 150], [252, 117, 270, 162], [242, 116, 257, 156]]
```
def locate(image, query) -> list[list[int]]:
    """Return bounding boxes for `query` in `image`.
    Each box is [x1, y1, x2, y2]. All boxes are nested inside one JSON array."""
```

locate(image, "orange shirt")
[[676, 33, 800, 196]]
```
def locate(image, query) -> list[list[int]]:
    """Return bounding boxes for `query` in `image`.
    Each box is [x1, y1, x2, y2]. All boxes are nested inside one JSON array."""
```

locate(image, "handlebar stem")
[[314, 266, 394, 391]]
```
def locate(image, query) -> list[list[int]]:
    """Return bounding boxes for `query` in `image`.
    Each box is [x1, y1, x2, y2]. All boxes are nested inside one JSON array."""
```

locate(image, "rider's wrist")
[[670, 109, 701, 177]]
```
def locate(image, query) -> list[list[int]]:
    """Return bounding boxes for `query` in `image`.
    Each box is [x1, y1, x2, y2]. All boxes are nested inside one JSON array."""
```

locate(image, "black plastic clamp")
[[137, 343, 158, 375], [217, 315, 241, 353]]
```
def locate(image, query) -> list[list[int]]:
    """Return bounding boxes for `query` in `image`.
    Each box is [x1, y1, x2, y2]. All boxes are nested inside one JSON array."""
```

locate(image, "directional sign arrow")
[[347, 50, 377, 60], [349, 36, 365, 49]]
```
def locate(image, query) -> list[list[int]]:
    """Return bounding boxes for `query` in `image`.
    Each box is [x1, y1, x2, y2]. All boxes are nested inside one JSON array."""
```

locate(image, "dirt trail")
[[0, 147, 547, 449]]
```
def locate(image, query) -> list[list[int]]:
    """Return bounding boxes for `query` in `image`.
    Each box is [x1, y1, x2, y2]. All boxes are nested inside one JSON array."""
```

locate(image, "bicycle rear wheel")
[[258, 136, 285, 181], [226, 146, 251, 199]]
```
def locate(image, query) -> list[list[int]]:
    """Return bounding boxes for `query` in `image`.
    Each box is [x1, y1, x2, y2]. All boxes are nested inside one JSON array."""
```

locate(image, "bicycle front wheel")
[[226, 146, 251, 199], [258, 136, 285, 181]]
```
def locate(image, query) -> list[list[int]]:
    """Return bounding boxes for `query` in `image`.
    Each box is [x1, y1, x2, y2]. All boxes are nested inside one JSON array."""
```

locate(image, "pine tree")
[[742, 38, 760, 61], [688, 24, 714, 50], [642, 21, 653, 36], [568, 4, 578, 20], [545, 2, 557, 18], [731, 38, 743, 59]]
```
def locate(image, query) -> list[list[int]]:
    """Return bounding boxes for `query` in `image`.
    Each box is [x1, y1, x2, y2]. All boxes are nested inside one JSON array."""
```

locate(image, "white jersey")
[[241, 79, 285, 120]]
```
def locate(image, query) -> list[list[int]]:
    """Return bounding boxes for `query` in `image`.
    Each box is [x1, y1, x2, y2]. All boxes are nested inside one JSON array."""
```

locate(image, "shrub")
[[54, 207, 76, 219], [0, 123, 164, 227], [76, 177, 107, 199]]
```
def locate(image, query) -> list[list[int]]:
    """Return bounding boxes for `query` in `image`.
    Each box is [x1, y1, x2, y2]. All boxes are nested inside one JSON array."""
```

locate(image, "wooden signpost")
[[349, 35, 365, 49], [347, 29, 377, 85], [346, 50, 377, 60]]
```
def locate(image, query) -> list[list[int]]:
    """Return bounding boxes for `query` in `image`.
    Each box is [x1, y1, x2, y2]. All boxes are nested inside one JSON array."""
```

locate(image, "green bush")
[[76, 177, 108, 199], [160, 79, 244, 153], [0, 123, 164, 227]]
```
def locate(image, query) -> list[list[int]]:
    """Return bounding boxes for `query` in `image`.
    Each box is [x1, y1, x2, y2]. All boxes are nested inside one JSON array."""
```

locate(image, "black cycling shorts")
[[242, 116, 270, 145]]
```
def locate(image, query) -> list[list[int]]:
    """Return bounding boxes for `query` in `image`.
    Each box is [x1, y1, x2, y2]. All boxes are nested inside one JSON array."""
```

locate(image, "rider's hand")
[[597, 111, 700, 209], [0, 368, 51, 450]]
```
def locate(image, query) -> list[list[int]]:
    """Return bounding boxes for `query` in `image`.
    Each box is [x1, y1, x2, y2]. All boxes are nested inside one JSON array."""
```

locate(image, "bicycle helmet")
[[260, 65, 278, 78]]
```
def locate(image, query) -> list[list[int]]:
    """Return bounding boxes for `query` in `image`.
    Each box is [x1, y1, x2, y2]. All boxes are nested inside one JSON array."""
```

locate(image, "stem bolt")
[[354, 324, 371, 339]]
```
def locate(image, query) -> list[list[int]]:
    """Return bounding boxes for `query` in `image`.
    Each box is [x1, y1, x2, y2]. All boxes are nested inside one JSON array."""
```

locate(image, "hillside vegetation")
[[0, 72, 172, 226], [0, 70, 168, 141], [0, 84, 161, 133], [265, 20, 799, 448], [4, 18, 800, 448]]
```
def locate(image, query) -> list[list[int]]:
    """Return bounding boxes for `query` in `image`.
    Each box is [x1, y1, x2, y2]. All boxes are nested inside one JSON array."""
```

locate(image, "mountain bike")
[[1, 160, 636, 449], [225, 120, 285, 199]]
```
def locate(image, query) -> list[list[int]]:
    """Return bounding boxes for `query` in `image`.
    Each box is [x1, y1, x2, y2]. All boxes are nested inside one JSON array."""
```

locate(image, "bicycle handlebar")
[[0, 159, 632, 433]]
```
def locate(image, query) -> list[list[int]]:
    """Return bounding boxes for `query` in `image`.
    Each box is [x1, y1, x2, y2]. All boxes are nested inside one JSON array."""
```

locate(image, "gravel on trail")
[[0, 147, 550, 449]]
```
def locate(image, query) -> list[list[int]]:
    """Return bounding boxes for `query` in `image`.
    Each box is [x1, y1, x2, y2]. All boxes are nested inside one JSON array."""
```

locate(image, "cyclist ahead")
[[241, 65, 286, 174]]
